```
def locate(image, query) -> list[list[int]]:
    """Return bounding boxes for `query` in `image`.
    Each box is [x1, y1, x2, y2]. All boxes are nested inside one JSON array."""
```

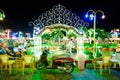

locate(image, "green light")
[[0, 9, 5, 21]]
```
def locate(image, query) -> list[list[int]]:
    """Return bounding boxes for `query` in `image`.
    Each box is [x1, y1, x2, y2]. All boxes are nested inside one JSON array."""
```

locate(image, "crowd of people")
[[0, 37, 34, 58]]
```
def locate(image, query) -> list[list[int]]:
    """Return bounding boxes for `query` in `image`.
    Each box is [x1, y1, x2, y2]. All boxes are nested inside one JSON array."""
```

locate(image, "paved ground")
[[0, 67, 120, 80]]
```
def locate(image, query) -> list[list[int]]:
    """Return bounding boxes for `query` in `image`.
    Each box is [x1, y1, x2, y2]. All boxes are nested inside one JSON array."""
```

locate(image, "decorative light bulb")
[[102, 15, 105, 19], [0, 17, 3, 20], [85, 14, 88, 18], [90, 14, 94, 18], [90, 17, 93, 20]]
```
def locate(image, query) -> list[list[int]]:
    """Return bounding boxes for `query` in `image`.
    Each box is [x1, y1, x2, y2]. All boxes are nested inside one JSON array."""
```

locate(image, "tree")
[[51, 29, 64, 44], [96, 28, 110, 39]]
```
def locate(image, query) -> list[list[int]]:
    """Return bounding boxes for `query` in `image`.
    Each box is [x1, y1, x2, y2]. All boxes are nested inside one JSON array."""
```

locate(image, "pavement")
[[0, 67, 120, 80]]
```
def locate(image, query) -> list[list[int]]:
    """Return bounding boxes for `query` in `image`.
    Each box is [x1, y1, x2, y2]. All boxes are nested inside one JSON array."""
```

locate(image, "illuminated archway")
[[29, 4, 89, 60]]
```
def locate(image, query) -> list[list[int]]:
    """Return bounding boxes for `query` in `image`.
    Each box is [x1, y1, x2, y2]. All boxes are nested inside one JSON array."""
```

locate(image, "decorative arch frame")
[[29, 4, 89, 60]]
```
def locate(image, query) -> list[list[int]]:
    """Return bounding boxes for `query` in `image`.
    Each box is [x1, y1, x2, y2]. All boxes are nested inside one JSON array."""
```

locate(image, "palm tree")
[[96, 28, 110, 39], [85, 28, 110, 40]]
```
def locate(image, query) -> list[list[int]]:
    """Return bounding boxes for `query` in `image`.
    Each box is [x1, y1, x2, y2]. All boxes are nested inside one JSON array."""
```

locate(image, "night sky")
[[0, 0, 120, 33]]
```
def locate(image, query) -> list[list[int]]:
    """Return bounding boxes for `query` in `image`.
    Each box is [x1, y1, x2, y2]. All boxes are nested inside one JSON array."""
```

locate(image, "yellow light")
[[0, 17, 3, 20]]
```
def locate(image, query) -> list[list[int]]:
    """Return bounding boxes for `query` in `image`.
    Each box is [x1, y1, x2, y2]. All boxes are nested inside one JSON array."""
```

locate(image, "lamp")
[[85, 10, 105, 71]]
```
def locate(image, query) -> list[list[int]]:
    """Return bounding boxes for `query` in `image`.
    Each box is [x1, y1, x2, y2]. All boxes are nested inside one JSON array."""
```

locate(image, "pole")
[[93, 13, 96, 71], [86, 10, 105, 71]]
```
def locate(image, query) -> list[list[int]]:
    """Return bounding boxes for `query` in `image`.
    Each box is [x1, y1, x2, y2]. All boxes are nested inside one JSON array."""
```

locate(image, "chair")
[[99, 48, 114, 56], [84, 48, 94, 69], [0, 54, 15, 74], [0, 57, 2, 71], [22, 55, 35, 75], [96, 55, 111, 75]]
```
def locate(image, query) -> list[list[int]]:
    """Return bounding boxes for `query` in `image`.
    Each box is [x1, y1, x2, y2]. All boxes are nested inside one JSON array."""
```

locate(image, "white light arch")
[[29, 4, 89, 60]]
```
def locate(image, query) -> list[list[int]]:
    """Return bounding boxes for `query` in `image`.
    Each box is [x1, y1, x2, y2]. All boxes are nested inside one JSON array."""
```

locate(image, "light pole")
[[0, 9, 5, 21], [85, 10, 105, 71]]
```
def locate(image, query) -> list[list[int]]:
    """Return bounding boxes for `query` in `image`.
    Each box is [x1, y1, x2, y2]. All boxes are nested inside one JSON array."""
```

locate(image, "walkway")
[[0, 67, 120, 80]]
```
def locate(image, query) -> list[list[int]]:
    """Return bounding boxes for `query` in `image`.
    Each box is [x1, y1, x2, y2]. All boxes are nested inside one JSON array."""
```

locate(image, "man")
[[7, 36, 14, 53]]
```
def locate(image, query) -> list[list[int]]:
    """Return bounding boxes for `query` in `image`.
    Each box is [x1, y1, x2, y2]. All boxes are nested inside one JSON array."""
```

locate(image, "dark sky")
[[0, 0, 120, 33]]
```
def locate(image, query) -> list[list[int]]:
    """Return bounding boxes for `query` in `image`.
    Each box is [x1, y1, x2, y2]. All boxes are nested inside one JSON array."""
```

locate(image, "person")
[[40, 47, 50, 66], [68, 39, 74, 55], [0, 40, 6, 54], [7, 36, 14, 53], [114, 44, 120, 67], [0, 39, 14, 56], [116, 44, 120, 52], [13, 43, 24, 58]]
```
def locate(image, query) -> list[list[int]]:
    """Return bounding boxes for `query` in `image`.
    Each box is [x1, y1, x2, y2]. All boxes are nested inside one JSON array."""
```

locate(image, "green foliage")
[[42, 33, 51, 40], [84, 50, 94, 59], [84, 43, 93, 47], [96, 48, 102, 58], [82, 28, 111, 39], [96, 28, 110, 39], [97, 42, 116, 48], [108, 43, 117, 48], [67, 31, 77, 39], [51, 29, 65, 42], [84, 50, 91, 55], [84, 42, 116, 59]]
